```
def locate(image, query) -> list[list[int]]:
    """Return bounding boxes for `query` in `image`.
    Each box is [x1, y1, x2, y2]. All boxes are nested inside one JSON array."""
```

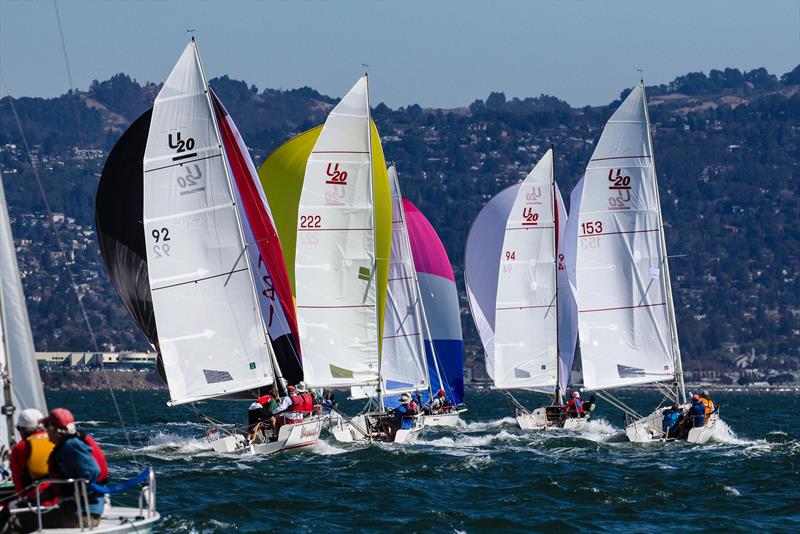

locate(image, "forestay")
[[575, 84, 677, 391], [295, 76, 380, 388], [0, 179, 47, 447], [381, 166, 429, 394], [143, 41, 274, 404]]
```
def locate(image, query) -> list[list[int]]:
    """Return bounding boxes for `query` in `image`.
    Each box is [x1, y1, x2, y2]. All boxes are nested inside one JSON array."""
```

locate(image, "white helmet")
[[571, 391, 580, 398], [17, 408, 44, 431]]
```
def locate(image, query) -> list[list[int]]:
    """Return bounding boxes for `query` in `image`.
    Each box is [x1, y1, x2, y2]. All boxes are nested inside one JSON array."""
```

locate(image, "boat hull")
[[10, 506, 160, 533], [423, 408, 466, 428], [330, 412, 423, 443], [516, 407, 590, 431], [207, 417, 322, 455], [625, 407, 718, 443]]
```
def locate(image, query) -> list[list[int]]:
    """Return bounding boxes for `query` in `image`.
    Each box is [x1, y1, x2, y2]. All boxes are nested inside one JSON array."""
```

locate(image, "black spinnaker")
[[95, 109, 168, 383]]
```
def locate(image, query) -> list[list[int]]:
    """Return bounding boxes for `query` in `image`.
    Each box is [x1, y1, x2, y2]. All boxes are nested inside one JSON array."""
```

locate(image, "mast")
[[550, 145, 563, 406], [191, 37, 282, 396], [641, 80, 686, 404], [0, 266, 15, 446], [363, 74, 384, 412]]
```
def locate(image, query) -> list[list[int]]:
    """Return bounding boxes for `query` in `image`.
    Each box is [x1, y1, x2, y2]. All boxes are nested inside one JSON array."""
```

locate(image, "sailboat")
[[571, 82, 717, 444], [96, 39, 320, 455], [347, 166, 467, 427], [1, 179, 160, 531], [465, 148, 583, 430], [401, 195, 467, 426]]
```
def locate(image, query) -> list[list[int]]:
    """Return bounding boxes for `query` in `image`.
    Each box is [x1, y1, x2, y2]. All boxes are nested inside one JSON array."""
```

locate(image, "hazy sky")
[[1, 1, 798, 109]]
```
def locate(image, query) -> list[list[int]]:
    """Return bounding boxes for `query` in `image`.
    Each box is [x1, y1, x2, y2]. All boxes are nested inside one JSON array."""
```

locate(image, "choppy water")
[[46, 389, 799, 533]]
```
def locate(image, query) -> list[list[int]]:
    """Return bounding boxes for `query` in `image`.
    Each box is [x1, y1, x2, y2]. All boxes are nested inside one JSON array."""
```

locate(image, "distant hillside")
[[1, 65, 798, 381]]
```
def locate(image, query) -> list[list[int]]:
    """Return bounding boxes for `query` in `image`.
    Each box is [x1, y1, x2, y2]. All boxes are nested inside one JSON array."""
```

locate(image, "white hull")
[[625, 407, 718, 444], [42, 508, 161, 533], [515, 407, 590, 431], [207, 417, 322, 455], [330, 413, 423, 443], [423, 408, 466, 428]]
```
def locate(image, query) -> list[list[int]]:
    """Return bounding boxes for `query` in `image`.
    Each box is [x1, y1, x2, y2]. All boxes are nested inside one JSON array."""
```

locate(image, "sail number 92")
[[152, 227, 171, 258], [581, 221, 603, 235]]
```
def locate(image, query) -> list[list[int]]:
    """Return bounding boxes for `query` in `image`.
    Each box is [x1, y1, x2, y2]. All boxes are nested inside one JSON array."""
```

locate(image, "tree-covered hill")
[[1, 65, 797, 380]]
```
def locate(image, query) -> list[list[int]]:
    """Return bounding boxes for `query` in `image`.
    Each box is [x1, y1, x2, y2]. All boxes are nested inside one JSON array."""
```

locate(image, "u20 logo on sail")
[[325, 163, 348, 185]]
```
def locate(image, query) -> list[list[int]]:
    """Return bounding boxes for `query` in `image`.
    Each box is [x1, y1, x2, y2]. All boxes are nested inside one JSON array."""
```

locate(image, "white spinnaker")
[[295, 76, 380, 388], [575, 84, 676, 391], [494, 150, 558, 389], [381, 166, 429, 394], [464, 186, 517, 380], [143, 42, 274, 404], [559, 177, 583, 390], [0, 179, 47, 448]]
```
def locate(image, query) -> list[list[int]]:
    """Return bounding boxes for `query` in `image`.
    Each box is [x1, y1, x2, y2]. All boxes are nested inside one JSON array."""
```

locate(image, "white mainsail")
[[575, 83, 680, 391], [380, 166, 429, 395], [494, 149, 559, 389], [0, 178, 47, 449], [295, 76, 380, 388], [143, 41, 274, 404], [466, 149, 577, 393]]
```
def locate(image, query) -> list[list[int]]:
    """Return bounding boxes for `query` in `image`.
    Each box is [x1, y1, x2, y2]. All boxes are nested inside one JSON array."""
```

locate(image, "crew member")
[[699, 390, 717, 423], [248, 393, 274, 434], [563, 391, 587, 418], [689, 394, 706, 428], [430, 389, 451, 413], [274, 385, 304, 429], [296, 383, 314, 416], [662, 404, 682, 438], [321, 391, 336, 415], [9, 408, 54, 498], [40, 408, 104, 528]]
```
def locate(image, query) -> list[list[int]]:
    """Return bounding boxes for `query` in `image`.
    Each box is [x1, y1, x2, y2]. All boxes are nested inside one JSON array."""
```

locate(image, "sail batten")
[[574, 84, 678, 392]]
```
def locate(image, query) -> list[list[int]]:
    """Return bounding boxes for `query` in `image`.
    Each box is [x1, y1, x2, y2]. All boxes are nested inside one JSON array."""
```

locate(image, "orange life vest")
[[25, 431, 54, 481], [700, 397, 715, 422]]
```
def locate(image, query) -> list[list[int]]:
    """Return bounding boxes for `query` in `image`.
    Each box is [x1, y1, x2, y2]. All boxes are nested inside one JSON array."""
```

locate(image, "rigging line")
[[51, 0, 84, 147], [1, 77, 139, 464]]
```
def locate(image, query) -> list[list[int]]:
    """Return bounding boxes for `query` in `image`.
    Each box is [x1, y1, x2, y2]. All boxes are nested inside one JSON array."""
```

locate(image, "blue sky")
[[1, 1, 798, 108]]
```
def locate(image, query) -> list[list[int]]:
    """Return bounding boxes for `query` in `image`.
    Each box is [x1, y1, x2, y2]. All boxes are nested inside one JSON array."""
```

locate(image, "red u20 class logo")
[[522, 208, 539, 226], [325, 163, 348, 185]]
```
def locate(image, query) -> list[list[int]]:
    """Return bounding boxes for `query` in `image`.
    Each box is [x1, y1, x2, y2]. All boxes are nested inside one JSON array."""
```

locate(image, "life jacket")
[[289, 393, 304, 414], [256, 394, 273, 406], [407, 401, 419, 416], [301, 392, 313, 413], [80, 433, 109, 484], [690, 401, 706, 427], [25, 431, 55, 481], [700, 397, 715, 421], [662, 411, 681, 433]]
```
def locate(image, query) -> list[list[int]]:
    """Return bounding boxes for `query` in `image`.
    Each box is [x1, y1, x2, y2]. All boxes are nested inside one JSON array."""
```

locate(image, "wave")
[[137, 432, 212, 456], [709, 419, 759, 445], [457, 416, 516, 433], [575, 418, 622, 442]]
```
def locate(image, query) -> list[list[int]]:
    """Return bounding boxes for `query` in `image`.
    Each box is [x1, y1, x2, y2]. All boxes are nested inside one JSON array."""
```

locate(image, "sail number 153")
[[581, 221, 603, 235]]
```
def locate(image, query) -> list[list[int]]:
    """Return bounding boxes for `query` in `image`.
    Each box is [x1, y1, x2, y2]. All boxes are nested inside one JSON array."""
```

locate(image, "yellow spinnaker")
[[258, 121, 391, 350]]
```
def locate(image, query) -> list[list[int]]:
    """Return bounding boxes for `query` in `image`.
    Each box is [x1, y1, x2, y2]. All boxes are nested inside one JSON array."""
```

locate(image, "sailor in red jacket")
[[563, 391, 587, 418]]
